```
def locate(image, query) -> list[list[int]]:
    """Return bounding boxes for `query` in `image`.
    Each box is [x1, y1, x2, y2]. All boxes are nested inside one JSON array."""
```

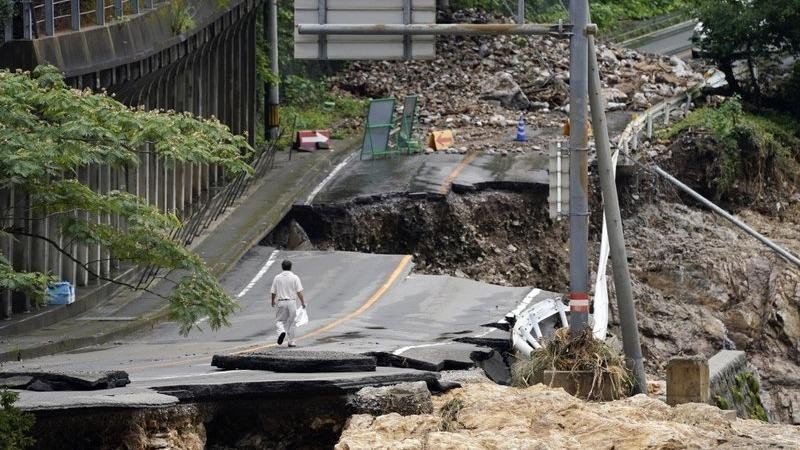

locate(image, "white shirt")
[[271, 271, 303, 300]]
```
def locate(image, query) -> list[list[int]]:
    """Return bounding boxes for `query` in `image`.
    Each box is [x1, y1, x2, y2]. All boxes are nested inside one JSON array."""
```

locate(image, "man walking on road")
[[271, 259, 306, 347]]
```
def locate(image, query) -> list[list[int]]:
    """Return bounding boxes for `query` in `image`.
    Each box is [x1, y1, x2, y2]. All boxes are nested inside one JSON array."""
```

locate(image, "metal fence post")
[[44, 0, 55, 36], [684, 92, 692, 116], [646, 113, 653, 138], [71, 0, 81, 30], [96, 0, 106, 26], [22, 0, 33, 39], [317, 0, 327, 59], [663, 103, 671, 126]]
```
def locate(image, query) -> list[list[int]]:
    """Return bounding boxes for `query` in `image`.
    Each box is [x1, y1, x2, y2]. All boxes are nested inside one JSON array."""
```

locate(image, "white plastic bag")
[[295, 306, 308, 327]]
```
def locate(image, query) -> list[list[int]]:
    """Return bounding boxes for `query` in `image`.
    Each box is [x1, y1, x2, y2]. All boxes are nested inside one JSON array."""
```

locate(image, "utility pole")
[[266, 0, 280, 140], [517, 0, 525, 24], [567, 0, 590, 335], [587, 36, 647, 394]]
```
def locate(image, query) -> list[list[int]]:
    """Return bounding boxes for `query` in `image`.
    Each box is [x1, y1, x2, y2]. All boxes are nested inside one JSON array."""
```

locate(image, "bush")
[[0, 390, 35, 450]]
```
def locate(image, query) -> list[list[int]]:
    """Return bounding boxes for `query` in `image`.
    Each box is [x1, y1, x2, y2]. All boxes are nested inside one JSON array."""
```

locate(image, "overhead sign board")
[[294, 0, 436, 60]]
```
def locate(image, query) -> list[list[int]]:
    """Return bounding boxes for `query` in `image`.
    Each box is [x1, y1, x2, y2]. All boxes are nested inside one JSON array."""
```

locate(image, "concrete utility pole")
[[587, 36, 647, 394], [266, 0, 280, 140], [567, 0, 590, 335]]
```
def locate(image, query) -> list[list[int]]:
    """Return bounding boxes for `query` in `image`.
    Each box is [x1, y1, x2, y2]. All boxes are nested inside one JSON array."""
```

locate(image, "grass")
[[439, 397, 465, 432], [277, 95, 366, 149], [510, 328, 632, 400]]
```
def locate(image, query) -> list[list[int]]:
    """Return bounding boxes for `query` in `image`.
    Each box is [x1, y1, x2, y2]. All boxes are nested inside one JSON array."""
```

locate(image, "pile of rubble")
[[334, 9, 702, 152], [335, 380, 800, 449]]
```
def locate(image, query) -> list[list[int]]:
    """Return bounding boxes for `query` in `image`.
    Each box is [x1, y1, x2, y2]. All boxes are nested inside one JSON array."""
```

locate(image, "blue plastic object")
[[515, 115, 526, 142], [47, 281, 75, 306]]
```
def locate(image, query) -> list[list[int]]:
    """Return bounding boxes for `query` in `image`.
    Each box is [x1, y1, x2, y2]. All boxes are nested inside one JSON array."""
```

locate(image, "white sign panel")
[[548, 140, 569, 219], [295, 0, 436, 60]]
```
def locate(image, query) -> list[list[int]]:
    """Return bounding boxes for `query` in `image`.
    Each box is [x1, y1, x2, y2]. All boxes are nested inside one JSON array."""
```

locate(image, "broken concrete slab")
[[211, 350, 377, 373], [347, 381, 433, 416], [14, 388, 179, 411], [153, 369, 442, 402], [0, 371, 130, 390], [471, 350, 511, 386], [0, 375, 33, 389]]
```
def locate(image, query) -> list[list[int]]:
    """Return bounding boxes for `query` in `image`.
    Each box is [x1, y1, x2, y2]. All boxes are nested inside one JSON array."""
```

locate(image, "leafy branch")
[[0, 65, 252, 334]]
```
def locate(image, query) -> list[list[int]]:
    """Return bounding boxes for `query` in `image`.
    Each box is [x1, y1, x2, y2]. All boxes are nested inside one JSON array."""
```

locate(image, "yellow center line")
[[127, 254, 412, 371], [232, 254, 412, 355], [439, 151, 478, 195]]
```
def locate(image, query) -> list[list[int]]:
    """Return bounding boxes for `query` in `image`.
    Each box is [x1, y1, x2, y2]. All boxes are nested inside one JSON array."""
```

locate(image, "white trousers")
[[275, 299, 297, 345]]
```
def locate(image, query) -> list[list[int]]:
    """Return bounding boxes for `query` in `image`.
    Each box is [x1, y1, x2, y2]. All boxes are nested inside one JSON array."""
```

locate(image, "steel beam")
[[654, 166, 800, 269], [297, 23, 571, 36]]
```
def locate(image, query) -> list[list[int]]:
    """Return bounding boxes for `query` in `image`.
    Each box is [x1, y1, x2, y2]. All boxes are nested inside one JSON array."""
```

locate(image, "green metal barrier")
[[361, 98, 396, 159], [397, 95, 422, 154]]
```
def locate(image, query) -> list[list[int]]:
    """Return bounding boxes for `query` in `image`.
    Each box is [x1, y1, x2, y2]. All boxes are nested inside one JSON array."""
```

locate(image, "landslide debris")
[[334, 9, 701, 152], [622, 199, 800, 425], [612, 117, 800, 424], [335, 381, 800, 450]]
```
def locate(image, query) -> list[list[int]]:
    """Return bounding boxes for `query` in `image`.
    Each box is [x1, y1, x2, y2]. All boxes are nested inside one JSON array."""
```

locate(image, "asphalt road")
[[630, 21, 697, 58], [8, 246, 555, 409], [635, 27, 694, 57]]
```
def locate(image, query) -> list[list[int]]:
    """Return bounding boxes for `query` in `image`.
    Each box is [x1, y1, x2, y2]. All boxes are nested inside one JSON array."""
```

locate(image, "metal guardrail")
[[605, 10, 691, 44], [7, 0, 170, 40], [614, 70, 722, 157], [137, 130, 283, 289]]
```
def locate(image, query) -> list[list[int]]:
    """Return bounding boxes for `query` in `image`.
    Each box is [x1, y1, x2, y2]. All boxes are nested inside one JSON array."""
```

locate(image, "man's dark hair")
[[282, 259, 292, 271]]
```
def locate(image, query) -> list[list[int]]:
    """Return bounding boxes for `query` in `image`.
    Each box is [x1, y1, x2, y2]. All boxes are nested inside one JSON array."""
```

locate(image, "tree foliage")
[[449, 0, 687, 31], [0, 390, 35, 450], [690, 0, 800, 103], [0, 65, 252, 334]]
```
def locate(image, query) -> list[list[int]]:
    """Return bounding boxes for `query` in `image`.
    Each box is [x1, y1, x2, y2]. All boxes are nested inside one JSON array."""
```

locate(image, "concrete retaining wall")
[[0, 0, 261, 323], [708, 350, 769, 421]]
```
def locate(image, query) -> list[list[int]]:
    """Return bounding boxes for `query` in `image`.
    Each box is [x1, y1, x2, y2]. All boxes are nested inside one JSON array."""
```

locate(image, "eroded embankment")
[[617, 130, 800, 424], [29, 394, 353, 450], [268, 189, 569, 292]]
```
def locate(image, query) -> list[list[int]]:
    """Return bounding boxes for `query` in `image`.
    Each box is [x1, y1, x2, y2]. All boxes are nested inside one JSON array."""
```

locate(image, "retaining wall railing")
[[0, 132, 279, 320], [0, 0, 263, 322], [6, 0, 171, 40]]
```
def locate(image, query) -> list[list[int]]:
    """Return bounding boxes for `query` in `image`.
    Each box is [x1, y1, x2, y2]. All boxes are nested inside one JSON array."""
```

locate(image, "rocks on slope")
[[335, 381, 800, 450], [623, 200, 800, 425], [334, 9, 701, 151]]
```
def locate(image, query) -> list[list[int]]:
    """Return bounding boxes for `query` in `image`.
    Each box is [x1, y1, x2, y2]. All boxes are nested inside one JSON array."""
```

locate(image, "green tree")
[[690, 0, 800, 103], [0, 390, 35, 450], [0, 65, 253, 334]]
